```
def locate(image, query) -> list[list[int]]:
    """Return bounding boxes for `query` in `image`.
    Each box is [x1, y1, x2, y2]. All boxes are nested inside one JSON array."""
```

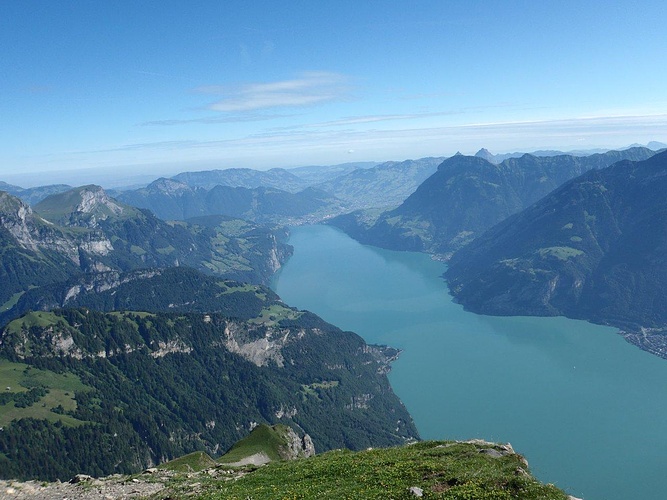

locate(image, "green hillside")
[[0, 308, 417, 480], [161, 440, 568, 500]]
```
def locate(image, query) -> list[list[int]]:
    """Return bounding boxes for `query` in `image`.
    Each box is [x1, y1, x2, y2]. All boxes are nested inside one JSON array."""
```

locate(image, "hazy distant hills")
[[288, 161, 379, 184], [631, 140, 667, 150], [0, 181, 72, 205], [115, 157, 445, 223], [117, 178, 344, 223], [172, 167, 309, 193], [314, 157, 445, 210], [169, 162, 379, 191], [446, 151, 667, 344], [475, 142, 667, 164], [330, 147, 657, 256]]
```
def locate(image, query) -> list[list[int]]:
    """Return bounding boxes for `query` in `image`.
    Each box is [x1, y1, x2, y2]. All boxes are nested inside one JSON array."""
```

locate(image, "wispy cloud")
[[308, 111, 462, 128], [69, 112, 667, 172], [291, 102, 527, 130], [195, 71, 353, 112], [141, 113, 299, 127]]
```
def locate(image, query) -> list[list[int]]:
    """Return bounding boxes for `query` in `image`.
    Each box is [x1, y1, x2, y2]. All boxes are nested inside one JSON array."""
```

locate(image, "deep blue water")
[[272, 225, 667, 500]]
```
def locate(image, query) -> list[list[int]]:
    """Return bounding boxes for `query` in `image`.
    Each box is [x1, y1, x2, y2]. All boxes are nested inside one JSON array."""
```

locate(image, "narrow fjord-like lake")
[[272, 225, 667, 500]]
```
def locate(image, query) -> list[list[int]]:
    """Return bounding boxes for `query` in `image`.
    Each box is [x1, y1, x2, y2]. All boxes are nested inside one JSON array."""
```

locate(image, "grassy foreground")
[[157, 440, 569, 499]]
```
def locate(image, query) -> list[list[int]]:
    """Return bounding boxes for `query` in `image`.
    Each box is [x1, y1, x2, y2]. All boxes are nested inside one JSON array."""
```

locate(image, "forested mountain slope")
[[330, 148, 656, 256], [446, 150, 667, 357], [0, 307, 417, 480], [0, 267, 280, 326]]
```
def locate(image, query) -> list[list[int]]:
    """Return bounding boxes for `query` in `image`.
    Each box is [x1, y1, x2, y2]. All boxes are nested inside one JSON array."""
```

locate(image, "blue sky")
[[2, 1, 667, 185]]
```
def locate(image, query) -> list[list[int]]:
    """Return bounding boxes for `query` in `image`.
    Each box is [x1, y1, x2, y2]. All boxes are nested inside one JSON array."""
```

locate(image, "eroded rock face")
[[280, 426, 315, 460], [0, 191, 114, 267], [222, 322, 293, 367], [62, 269, 162, 304], [0, 193, 39, 251], [76, 187, 124, 219], [301, 434, 315, 457]]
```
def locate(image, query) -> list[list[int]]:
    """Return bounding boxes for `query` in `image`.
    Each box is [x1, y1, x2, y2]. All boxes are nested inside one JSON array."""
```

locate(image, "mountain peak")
[[475, 148, 498, 163], [35, 185, 133, 227], [0, 191, 37, 244], [0, 190, 30, 215], [74, 185, 124, 215], [647, 141, 667, 150], [149, 177, 193, 195]]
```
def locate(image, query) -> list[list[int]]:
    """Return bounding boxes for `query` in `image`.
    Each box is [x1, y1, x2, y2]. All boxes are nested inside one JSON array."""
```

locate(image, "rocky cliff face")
[[0, 191, 113, 264], [34, 185, 130, 229], [0, 192, 40, 250], [283, 428, 316, 459]]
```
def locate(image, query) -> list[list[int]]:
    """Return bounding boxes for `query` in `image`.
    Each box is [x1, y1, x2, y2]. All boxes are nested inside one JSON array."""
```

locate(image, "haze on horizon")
[[2, 0, 667, 186]]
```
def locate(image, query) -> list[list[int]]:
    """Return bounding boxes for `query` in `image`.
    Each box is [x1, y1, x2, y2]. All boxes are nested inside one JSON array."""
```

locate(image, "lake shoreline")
[[272, 225, 667, 500]]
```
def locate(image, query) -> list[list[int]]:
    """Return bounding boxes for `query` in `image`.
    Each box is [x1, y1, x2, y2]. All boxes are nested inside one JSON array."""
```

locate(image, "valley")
[[4, 4, 667, 498], [2, 144, 667, 500]]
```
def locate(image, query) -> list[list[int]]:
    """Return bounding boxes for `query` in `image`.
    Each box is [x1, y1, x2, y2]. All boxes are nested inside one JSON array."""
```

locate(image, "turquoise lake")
[[272, 225, 667, 500]]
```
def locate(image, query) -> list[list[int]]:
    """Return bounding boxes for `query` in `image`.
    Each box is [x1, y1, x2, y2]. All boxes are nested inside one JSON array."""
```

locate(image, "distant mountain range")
[[475, 141, 667, 164], [111, 157, 445, 224], [167, 161, 389, 193], [0, 185, 291, 307], [330, 147, 657, 257], [172, 167, 309, 193], [287, 161, 379, 184], [0, 181, 72, 205], [116, 179, 344, 223], [313, 157, 445, 210]]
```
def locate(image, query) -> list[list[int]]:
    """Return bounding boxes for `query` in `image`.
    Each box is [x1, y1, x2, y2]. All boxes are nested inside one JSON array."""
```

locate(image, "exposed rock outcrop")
[[280, 426, 315, 460]]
